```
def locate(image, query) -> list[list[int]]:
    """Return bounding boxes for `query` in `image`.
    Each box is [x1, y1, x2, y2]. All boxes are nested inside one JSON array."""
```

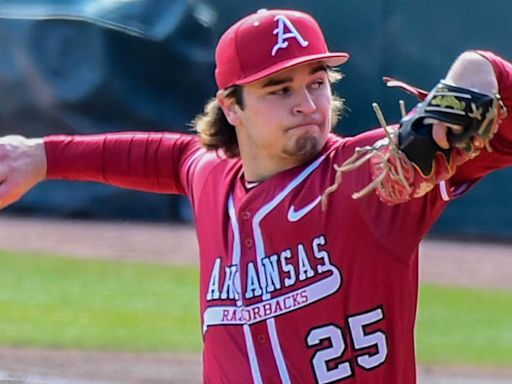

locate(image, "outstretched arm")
[[0, 132, 202, 210]]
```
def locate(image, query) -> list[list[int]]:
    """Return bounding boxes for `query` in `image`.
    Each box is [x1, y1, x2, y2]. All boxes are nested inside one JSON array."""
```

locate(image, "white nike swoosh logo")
[[287, 196, 322, 222]]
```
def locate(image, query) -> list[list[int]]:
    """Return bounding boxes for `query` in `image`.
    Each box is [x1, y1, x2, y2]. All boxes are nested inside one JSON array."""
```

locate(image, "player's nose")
[[293, 88, 317, 115]]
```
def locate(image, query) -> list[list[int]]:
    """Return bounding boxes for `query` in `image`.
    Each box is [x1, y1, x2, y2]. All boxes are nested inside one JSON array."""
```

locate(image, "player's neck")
[[241, 151, 313, 182]]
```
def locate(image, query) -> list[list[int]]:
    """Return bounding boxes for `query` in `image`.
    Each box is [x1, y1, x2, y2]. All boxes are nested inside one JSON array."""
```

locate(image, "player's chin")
[[283, 133, 325, 159]]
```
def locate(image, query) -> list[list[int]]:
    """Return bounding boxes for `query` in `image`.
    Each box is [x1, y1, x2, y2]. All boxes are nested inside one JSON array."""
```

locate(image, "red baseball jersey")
[[45, 51, 512, 383]]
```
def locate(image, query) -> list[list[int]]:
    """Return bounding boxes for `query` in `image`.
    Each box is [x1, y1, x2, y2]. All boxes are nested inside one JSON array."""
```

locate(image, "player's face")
[[224, 62, 333, 179]]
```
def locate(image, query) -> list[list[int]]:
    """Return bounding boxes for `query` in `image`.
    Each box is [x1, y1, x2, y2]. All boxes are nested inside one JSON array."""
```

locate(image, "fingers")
[[0, 159, 9, 209], [431, 122, 450, 149], [427, 119, 488, 151], [425, 118, 464, 149], [0, 162, 17, 209], [0, 162, 8, 183], [0, 177, 19, 210], [0, 136, 47, 210], [472, 136, 485, 150]]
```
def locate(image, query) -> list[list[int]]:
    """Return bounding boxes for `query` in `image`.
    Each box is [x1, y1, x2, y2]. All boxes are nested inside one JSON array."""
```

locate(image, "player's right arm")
[[0, 132, 202, 210]]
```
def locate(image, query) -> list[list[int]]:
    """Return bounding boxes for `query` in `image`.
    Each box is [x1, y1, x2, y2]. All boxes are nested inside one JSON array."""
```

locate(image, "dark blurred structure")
[[3, 0, 511, 238], [1, 0, 216, 221]]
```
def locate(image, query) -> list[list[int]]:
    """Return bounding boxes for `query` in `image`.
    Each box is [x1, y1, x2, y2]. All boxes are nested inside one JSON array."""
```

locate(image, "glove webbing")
[[321, 103, 411, 209]]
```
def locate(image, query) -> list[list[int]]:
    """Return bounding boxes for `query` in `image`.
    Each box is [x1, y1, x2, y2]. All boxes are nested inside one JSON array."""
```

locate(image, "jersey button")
[[244, 238, 253, 248], [241, 211, 251, 220], [256, 334, 266, 343]]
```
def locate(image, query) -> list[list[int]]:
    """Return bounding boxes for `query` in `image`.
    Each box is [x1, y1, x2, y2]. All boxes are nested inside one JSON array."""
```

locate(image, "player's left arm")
[[380, 50, 512, 204], [327, 50, 512, 206], [430, 50, 499, 150], [446, 50, 512, 189]]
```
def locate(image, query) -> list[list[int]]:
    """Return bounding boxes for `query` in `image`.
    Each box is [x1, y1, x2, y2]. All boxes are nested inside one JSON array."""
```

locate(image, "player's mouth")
[[286, 122, 323, 132]]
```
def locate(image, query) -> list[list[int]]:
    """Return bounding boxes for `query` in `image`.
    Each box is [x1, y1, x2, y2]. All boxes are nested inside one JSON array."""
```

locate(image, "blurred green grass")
[[417, 283, 512, 366], [0, 250, 201, 352], [0, 250, 511, 368]]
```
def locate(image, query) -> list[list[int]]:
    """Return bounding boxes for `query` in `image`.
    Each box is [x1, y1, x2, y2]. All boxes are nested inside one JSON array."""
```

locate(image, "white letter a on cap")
[[272, 15, 309, 56]]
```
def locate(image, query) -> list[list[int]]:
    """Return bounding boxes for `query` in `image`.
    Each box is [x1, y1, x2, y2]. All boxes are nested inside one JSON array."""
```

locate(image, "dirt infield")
[[0, 348, 201, 384], [0, 215, 511, 383]]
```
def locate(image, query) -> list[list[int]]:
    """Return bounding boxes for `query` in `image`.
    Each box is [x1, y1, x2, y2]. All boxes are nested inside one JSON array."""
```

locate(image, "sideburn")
[[224, 86, 245, 110]]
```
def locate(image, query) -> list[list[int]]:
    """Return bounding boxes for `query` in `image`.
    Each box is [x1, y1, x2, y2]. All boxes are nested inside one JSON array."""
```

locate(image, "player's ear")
[[217, 90, 242, 126]]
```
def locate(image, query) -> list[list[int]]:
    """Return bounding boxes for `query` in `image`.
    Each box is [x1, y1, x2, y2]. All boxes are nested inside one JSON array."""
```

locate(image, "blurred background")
[[1, 0, 511, 239]]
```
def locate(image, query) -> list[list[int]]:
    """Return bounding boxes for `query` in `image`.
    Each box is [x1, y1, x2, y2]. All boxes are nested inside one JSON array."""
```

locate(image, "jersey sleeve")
[[447, 50, 512, 194], [44, 132, 204, 195]]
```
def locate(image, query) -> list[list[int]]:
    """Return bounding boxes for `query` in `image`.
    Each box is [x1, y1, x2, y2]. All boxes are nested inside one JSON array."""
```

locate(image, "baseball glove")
[[321, 78, 507, 207]]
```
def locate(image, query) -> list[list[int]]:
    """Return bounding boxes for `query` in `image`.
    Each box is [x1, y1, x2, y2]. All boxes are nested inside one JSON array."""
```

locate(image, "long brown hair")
[[193, 69, 344, 158]]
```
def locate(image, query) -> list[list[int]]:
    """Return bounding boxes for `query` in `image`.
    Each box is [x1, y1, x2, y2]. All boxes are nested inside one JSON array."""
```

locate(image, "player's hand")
[[426, 119, 487, 150], [428, 51, 498, 151], [427, 118, 496, 151], [445, 51, 498, 96], [0, 135, 47, 209], [426, 118, 462, 149]]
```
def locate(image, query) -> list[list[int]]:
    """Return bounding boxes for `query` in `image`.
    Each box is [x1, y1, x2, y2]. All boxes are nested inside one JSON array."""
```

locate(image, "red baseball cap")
[[215, 9, 349, 89]]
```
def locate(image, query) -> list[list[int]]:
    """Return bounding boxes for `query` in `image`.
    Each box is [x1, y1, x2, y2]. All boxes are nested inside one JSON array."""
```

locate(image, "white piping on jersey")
[[251, 154, 328, 384], [228, 195, 263, 384], [252, 154, 327, 298], [439, 181, 450, 201]]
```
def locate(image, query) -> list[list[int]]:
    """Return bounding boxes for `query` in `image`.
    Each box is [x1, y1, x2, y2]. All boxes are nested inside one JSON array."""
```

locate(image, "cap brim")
[[235, 52, 349, 86]]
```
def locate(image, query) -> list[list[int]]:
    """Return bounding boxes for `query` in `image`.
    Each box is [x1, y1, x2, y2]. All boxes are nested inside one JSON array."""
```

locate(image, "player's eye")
[[271, 86, 291, 96], [310, 80, 325, 90]]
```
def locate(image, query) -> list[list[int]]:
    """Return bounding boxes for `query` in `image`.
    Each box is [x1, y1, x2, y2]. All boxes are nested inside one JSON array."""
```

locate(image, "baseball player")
[[0, 8, 511, 384]]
